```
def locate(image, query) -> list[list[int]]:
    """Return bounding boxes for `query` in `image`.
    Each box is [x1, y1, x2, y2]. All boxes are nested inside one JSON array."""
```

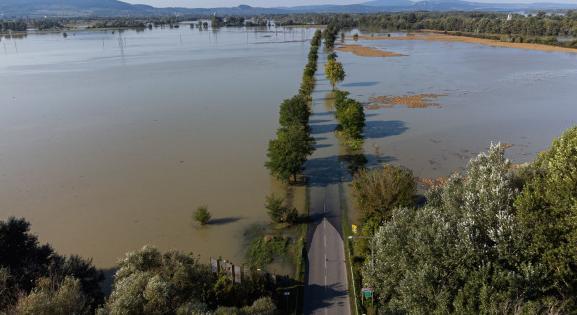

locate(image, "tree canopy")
[[362, 128, 577, 313], [324, 59, 346, 90], [265, 125, 315, 182]]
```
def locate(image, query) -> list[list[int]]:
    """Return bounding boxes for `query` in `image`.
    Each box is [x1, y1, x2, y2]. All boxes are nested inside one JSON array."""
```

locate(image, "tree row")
[[265, 30, 322, 183]]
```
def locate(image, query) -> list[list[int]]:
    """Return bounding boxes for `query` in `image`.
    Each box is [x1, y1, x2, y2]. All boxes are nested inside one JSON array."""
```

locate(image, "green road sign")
[[362, 288, 373, 298]]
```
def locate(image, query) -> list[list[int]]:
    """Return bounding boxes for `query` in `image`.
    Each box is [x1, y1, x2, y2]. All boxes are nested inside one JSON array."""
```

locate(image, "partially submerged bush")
[[194, 206, 211, 226], [265, 195, 298, 225], [246, 236, 290, 268]]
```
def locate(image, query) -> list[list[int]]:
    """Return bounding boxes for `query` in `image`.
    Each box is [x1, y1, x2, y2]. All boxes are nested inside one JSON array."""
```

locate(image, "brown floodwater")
[[339, 31, 577, 180], [0, 26, 313, 267], [2, 26, 577, 268]]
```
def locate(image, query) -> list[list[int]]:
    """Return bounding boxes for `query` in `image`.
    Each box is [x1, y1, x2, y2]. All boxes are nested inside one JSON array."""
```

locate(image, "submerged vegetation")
[[334, 90, 366, 150], [194, 206, 212, 226], [324, 59, 346, 90], [322, 24, 366, 151], [246, 236, 290, 269], [265, 195, 298, 225]]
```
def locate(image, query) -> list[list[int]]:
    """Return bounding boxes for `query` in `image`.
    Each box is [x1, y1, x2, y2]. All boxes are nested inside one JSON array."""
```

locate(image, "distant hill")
[[1, 0, 577, 18], [363, 0, 416, 7]]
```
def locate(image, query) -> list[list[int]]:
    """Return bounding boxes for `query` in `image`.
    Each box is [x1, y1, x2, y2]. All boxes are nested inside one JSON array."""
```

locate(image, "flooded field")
[[0, 26, 313, 267], [1, 26, 576, 267], [338, 33, 577, 179]]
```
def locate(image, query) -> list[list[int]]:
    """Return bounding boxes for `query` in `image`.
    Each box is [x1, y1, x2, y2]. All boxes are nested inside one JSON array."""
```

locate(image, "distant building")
[[507, 13, 513, 21]]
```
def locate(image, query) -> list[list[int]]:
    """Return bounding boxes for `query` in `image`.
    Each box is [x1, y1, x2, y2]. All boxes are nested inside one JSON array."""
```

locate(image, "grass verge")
[[339, 182, 362, 315]]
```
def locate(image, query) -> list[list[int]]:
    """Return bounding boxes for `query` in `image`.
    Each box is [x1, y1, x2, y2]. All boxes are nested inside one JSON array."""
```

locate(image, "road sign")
[[361, 288, 373, 298], [352, 224, 358, 234]]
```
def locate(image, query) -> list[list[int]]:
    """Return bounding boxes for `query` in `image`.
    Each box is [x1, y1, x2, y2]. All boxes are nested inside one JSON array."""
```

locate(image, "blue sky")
[[122, 0, 577, 8]]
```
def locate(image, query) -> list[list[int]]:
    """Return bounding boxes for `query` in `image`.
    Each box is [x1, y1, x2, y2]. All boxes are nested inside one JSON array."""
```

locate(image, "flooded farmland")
[[0, 26, 313, 267], [1, 26, 576, 267], [337, 32, 577, 179]]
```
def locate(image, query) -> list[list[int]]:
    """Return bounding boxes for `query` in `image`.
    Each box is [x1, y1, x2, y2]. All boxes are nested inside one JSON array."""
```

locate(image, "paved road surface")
[[303, 185, 351, 315], [303, 52, 351, 315]]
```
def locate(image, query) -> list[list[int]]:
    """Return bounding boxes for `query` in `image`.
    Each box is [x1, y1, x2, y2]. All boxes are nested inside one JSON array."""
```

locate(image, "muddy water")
[[338, 33, 577, 179], [2, 27, 576, 267], [0, 26, 314, 267]]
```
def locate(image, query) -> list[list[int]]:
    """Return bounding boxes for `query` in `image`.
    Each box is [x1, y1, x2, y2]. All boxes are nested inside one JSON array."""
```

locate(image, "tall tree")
[[265, 125, 315, 183], [324, 59, 346, 90], [515, 126, 577, 301], [278, 95, 311, 130]]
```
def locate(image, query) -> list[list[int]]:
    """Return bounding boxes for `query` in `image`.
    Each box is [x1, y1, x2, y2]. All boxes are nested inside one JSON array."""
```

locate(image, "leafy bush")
[[246, 236, 290, 268], [324, 59, 345, 89], [215, 297, 276, 315], [515, 126, 577, 303], [362, 136, 577, 313], [16, 277, 89, 315], [194, 206, 212, 225], [265, 195, 298, 225], [351, 165, 416, 223], [0, 218, 103, 312], [100, 246, 215, 314]]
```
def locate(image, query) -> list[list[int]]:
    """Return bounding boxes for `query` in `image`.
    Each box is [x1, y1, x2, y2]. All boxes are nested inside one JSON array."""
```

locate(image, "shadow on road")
[[304, 154, 393, 187], [303, 283, 350, 314]]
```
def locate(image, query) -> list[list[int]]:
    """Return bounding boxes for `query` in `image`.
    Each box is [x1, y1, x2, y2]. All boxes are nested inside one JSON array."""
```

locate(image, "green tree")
[[327, 52, 338, 61], [0, 218, 103, 312], [361, 144, 563, 313], [101, 246, 215, 315], [515, 126, 577, 303], [278, 95, 310, 129], [214, 297, 276, 315], [194, 206, 212, 226], [16, 277, 89, 315], [335, 98, 365, 139], [265, 125, 315, 183], [351, 165, 416, 223], [324, 59, 345, 90], [265, 195, 298, 225]]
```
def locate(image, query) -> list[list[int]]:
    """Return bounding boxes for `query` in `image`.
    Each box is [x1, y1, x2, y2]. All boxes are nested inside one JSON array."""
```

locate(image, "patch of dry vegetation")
[[368, 94, 445, 109], [336, 44, 405, 57], [352, 33, 577, 54]]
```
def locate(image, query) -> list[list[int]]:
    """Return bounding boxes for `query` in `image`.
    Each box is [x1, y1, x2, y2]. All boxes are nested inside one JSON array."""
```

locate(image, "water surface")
[[0, 26, 314, 267], [2, 27, 576, 267], [338, 34, 577, 178]]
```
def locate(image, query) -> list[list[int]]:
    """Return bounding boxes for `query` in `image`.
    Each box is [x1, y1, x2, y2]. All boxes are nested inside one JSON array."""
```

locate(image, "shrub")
[[246, 236, 290, 268], [515, 126, 577, 301], [361, 141, 577, 313], [16, 277, 89, 315], [194, 206, 211, 225], [351, 165, 416, 222], [265, 195, 298, 225]]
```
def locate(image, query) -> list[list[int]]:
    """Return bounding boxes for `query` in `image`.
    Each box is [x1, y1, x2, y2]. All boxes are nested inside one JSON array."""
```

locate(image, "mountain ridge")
[[1, 0, 576, 18]]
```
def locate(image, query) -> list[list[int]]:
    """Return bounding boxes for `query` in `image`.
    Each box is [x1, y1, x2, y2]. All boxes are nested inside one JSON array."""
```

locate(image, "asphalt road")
[[303, 185, 351, 315], [302, 51, 351, 314]]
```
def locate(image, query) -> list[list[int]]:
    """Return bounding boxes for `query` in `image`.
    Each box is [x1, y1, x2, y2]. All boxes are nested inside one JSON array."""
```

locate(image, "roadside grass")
[[246, 235, 291, 268], [339, 183, 362, 315]]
